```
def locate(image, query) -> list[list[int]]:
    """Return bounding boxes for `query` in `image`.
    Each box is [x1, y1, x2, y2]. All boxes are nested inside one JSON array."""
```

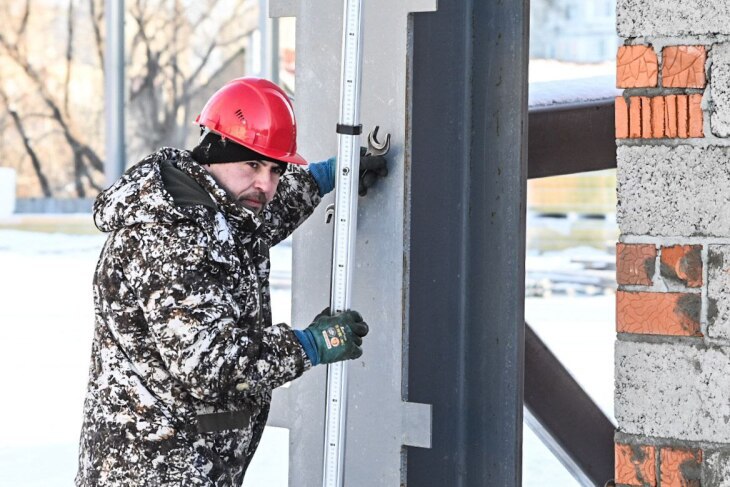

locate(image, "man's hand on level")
[[357, 147, 388, 196], [308, 149, 388, 197], [294, 308, 369, 365]]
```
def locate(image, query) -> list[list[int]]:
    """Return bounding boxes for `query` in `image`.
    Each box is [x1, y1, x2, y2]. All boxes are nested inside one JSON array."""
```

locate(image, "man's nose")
[[253, 170, 276, 195]]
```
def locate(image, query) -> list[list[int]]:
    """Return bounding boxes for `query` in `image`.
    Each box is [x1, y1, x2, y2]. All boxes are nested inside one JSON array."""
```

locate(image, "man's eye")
[[248, 162, 259, 169]]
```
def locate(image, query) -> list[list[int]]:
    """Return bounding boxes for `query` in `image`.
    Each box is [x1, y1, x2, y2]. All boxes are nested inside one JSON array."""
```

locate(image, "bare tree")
[[0, 0, 254, 198], [126, 0, 251, 158], [0, 0, 103, 196], [0, 88, 52, 197]]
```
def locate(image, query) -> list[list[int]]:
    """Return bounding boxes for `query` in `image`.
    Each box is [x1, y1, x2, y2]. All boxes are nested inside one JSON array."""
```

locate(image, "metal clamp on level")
[[336, 123, 363, 135]]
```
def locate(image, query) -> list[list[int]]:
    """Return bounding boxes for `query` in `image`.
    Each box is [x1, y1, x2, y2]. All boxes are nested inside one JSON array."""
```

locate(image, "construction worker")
[[75, 77, 385, 486]]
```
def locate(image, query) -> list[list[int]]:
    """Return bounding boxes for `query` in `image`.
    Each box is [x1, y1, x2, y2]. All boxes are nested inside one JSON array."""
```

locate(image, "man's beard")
[[236, 192, 267, 214]]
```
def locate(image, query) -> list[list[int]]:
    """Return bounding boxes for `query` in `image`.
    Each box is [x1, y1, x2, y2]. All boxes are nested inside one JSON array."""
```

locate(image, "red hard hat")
[[194, 77, 306, 165]]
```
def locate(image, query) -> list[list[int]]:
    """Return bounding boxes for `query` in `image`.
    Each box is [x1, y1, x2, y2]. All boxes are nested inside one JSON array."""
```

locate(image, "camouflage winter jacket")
[[76, 148, 321, 486]]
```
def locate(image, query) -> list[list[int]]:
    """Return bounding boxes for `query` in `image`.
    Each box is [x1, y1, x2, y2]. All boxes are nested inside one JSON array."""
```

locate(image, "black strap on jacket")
[[195, 410, 251, 433]]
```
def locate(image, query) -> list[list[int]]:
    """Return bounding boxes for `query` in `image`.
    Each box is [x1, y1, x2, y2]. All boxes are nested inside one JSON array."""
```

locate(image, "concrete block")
[[705, 450, 730, 487], [711, 43, 730, 138], [617, 0, 730, 37], [707, 245, 730, 339], [616, 340, 730, 443], [617, 145, 730, 237]]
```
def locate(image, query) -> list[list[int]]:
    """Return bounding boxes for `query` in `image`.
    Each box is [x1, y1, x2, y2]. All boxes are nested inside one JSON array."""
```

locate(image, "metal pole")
[[257, 0, 268, 78], [104, 0, 125, 187], [257, 0, 280, 82], [270, 16, 280, 85]]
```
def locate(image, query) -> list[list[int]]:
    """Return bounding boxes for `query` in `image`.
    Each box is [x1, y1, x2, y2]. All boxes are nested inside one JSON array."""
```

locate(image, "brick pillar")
[[614, 2, 730, 486]]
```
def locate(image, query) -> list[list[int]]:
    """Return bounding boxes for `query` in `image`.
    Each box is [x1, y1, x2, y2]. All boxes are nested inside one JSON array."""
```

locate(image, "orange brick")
[[651, 97, 665, 138], [616, 291, 701, 336], [660, 447, 702, 487], [662, 46, 706, 88], [689, 94, 703, 138], [616, 96, 629, 138], [629, 97, 642, 138], [617, 45, 659, 88], [665, 95, 678, 138], [616, 443, 657, 486], [641, 97, 652, 138], [617, 243, 656, 286], [661, 245, 702, 288], [677, 95, 689, 138]]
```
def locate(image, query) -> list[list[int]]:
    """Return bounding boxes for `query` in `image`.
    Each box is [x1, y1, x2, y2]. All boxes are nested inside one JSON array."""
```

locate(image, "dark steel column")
[[407, 0, 529, 484]]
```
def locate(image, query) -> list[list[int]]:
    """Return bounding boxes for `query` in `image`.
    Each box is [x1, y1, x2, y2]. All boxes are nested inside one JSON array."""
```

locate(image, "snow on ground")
[[0, 227, 614, 486]]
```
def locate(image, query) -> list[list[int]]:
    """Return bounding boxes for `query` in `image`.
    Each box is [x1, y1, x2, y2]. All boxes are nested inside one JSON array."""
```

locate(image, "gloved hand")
[[294, 309, 369, 365], [357, 147, 388, 196], [308, 148, 388, 197]]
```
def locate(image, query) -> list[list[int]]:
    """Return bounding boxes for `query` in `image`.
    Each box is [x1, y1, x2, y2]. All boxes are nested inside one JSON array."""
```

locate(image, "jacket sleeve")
[[124, 222, 311, 403], [261, 164, 322, 246]]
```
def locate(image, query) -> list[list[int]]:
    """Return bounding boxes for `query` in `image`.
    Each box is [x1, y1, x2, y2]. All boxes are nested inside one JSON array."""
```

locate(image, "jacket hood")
[[94, 147, 265, 235], [93, 148, 190, 233]]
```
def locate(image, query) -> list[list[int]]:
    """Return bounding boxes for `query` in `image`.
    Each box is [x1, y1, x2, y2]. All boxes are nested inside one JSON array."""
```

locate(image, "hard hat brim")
[[260, 149, 308, 166]]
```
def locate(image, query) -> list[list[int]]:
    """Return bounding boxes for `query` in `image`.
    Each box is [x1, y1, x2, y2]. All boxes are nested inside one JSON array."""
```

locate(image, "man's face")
[[204, 160, 285, 214]]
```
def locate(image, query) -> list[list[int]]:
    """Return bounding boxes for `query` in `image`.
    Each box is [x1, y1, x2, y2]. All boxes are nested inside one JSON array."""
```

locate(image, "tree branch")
[[64, 0, 75, 114], [0, 90, 53, 197], [88, 0, 104, 73], [188, 45, 246, 100], [0, 35, 105, 176], [17, 0, 31, 40]]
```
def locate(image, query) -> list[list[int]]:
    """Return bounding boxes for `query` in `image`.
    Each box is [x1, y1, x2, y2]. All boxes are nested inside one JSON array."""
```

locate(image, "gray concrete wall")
[[617, 0, 730, 38], [267, 1, 435, 485], [615, 1, 730, 484]]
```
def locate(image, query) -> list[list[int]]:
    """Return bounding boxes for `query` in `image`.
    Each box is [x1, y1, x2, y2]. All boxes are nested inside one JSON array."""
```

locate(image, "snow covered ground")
[[0, 226, 614, 486]]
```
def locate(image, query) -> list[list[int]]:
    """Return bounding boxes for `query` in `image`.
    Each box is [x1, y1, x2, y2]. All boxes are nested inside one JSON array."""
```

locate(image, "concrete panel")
[[616, 340, 730, 443], [705, 450, 730, 487], [712, 43, 730, 138], [708, 245, 730, 339], [617, 0, 730, 37], [617, 145, 730, 237], [268, 0, 435, 485]]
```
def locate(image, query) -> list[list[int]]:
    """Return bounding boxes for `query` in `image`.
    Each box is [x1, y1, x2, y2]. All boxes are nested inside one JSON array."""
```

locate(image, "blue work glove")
[[308, 148, 388, 197], [294, 308, 369, 366]]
